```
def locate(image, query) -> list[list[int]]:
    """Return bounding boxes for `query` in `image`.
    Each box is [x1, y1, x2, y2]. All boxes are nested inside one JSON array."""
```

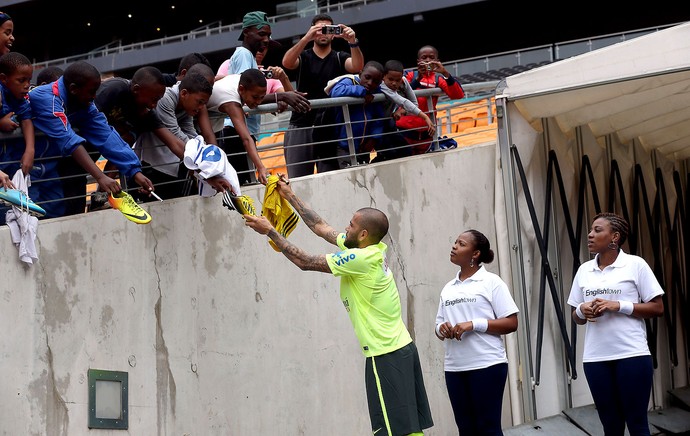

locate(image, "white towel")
[[183, 136, 241, 197], [5, 170, 38, 265]]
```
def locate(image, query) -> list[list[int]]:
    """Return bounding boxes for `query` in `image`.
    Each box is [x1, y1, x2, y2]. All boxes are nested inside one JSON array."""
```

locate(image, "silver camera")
[[322, 25, 342, 35], [259, 68, 273, 79]]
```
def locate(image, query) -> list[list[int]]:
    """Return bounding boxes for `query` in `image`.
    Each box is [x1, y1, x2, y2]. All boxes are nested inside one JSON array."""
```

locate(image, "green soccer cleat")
[[108, 191, 152, 224]]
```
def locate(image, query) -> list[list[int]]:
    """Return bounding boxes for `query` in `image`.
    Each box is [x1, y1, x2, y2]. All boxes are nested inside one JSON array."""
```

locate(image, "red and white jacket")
[[396, 70, 464, 133]]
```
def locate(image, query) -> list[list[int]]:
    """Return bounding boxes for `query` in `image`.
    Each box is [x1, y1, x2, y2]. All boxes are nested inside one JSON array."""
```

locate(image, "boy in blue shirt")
[[0, 52, 37, 222], [325, 60, 385, 168], [0, 52, 34, 179], [29, 61, 154, 216]]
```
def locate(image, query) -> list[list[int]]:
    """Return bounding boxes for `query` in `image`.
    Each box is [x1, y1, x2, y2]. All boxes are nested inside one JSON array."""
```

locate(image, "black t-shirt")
[[290, 48, 350, 127], [162, 72, 177, 87], [94, 78, 162, 144]]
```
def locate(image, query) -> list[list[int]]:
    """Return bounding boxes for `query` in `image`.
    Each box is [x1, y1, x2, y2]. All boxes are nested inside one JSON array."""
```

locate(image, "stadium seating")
[[257, 131, 287, 175]]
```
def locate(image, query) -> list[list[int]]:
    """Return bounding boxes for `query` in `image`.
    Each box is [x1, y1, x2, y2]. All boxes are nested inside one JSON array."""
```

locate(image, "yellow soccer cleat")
[[108, 191, 152, 224], [222, 191, 256, 216]]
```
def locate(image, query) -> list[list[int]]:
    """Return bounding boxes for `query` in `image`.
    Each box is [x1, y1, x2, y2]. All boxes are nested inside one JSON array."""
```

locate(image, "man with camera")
[[281, 13, 364, 178], [215, 11, 310, 185]]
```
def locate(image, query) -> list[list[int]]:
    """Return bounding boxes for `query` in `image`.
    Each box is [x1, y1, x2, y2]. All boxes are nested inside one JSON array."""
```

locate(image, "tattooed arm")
[[277, 179, 339, 246], [244, 215, 332, 273], [268, 228, 332, 272]]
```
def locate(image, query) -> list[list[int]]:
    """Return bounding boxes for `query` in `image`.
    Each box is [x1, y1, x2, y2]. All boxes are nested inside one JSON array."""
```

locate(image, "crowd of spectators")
[[0, 10, 465, 223]]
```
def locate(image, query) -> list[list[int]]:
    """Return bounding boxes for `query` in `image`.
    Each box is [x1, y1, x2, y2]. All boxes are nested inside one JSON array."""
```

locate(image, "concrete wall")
[[0, 144, 505, 435]]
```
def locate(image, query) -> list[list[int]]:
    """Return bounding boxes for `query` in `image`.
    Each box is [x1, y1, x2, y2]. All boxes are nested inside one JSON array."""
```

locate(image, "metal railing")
[[0, 82, 496, 220]]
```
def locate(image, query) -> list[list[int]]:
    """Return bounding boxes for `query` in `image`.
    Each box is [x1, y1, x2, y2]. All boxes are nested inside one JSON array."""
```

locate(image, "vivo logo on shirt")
[[445, 297, 477, 306], [333, 252, 356, 266], [585, 288, 622, 297]]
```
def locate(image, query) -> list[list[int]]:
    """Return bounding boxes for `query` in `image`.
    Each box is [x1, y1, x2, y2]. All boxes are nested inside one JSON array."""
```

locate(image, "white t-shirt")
[[207, 74, 242, 134], [215, 46, 261, 134], [183, 136, 241, 197], [435, 266, 519, 371], [567, 250, 664, 363]]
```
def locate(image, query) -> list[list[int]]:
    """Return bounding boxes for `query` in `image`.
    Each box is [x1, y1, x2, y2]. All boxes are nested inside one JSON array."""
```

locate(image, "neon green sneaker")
[[108, 191, 152, 224]]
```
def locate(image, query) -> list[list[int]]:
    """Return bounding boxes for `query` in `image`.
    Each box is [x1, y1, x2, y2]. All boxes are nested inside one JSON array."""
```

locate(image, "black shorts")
[[365, 342, 433, 436]]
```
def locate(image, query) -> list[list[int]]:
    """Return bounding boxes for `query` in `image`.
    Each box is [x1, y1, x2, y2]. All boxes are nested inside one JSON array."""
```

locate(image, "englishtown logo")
[[585, 288, 622, 297], [445, 297, 477, 306]]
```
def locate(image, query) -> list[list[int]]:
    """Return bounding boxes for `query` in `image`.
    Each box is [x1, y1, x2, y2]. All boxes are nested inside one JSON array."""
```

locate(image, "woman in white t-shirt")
[[568, 212, 664, 436], [435, 229, 519, 435]]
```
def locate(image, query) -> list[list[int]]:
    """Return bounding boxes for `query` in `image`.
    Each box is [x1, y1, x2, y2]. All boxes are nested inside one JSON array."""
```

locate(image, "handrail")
[[0, 84, 496, 218]]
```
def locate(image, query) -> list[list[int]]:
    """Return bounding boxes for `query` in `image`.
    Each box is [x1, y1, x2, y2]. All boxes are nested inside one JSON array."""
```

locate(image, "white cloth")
[[5, 170, 38, 265], [183, 136, 241, 197], [324, 74, 358, 95], [567, 250, 664, 363], [435, 266, 519, 371], [207, 74, 242, 133]]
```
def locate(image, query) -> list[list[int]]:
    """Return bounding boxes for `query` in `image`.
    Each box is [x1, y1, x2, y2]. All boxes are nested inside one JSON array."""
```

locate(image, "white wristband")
[[618, 300, 634, 315], [435, 323, 443, 336], [575, 303, 586, 320], [472, 318, 488, 333]]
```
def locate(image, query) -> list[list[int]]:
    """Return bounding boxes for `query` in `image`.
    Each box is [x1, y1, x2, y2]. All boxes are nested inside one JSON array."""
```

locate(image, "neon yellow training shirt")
[[326, 233, 412, 357]]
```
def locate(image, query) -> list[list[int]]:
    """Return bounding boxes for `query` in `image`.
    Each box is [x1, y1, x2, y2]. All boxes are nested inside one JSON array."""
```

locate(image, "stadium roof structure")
[[498, 21, 690, 162]]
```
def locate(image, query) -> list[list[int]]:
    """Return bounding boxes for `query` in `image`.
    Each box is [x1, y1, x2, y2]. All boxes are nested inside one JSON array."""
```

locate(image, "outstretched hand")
[[0, 170, 15, 189], [255, 164, 269, 185], [244, 214, 273, 235], [276, 173, 293, 198], [96, 174, 122, 194], [281, 91, 311, 113], [207, 175, 232, 194], [132, 172, 155, 194]]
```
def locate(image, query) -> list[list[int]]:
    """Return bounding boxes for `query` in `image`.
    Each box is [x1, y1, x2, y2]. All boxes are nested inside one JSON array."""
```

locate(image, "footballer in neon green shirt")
[[245, 185, 434, 436], [326, 233, 412, 357]]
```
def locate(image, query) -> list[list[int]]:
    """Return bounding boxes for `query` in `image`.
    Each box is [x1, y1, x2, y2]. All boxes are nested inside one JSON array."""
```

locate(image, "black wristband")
[[348, 39, 359, 48]]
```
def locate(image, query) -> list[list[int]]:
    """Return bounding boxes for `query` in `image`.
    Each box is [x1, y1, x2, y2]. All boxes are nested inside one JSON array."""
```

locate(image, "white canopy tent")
[[494, 21, 690, 426], [501, 21, 690, 160]]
